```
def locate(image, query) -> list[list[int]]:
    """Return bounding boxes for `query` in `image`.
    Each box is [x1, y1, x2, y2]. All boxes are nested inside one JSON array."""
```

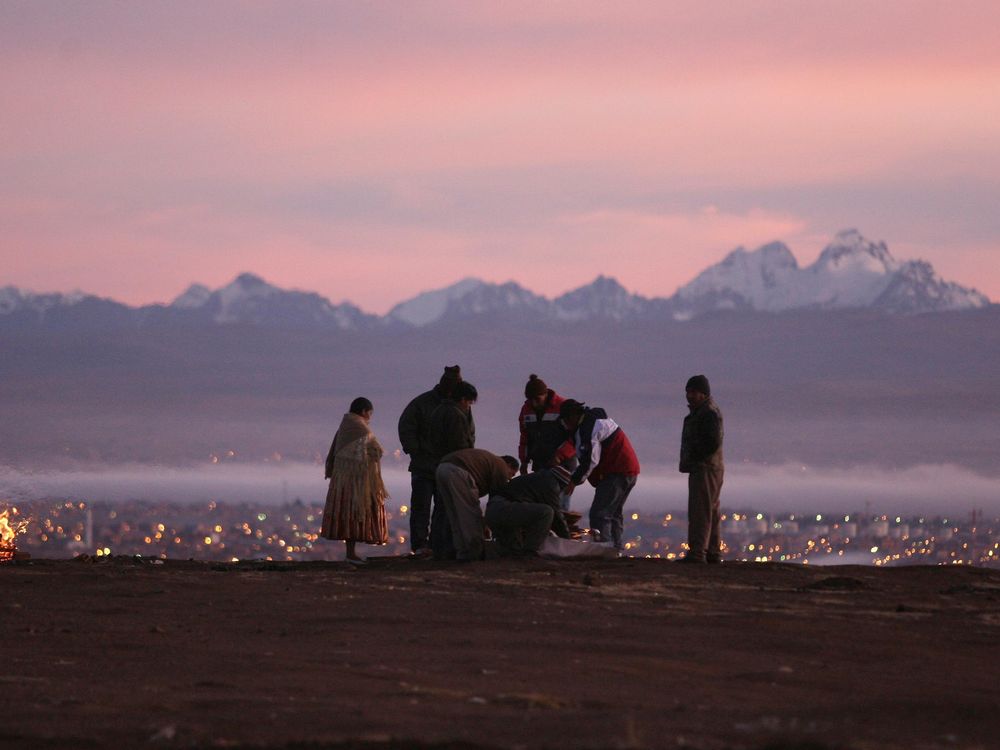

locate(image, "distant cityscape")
[[2, 498, 997, 568]]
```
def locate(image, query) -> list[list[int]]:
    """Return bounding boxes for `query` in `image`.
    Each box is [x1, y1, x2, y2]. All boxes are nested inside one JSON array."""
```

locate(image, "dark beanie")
[[439, 365, 462, 390], [524, 374, 548, 399], [685, 375, 711, 396], [559, 399, 586, 420]]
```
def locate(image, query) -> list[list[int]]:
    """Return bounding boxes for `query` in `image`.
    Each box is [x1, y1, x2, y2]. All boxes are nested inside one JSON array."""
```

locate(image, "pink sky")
[[2, 1, 999, 313]]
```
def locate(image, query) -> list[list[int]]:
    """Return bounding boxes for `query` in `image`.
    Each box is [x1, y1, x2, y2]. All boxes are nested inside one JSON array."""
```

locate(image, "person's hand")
[[564, 482, 576, 497]]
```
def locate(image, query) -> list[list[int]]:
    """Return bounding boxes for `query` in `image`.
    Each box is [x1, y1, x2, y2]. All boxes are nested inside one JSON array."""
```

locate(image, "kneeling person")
[[486, 466, 573, 557], [435, 449, 519, 562]]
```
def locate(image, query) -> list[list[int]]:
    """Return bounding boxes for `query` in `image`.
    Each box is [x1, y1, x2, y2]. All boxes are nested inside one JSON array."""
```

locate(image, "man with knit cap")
[[517, 374, 575, 475], [398, 366, 470, 556], [485, 465, 573, 557], [678, 375, 725, 564], [435, 448, 519, 562]]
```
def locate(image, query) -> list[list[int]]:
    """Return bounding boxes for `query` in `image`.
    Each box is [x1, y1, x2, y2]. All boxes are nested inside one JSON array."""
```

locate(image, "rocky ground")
[[1, 556, 999, 750]]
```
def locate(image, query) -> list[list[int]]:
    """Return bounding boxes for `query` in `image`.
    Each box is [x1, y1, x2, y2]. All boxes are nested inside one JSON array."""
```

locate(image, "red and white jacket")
[[569, 407, 640, 487]]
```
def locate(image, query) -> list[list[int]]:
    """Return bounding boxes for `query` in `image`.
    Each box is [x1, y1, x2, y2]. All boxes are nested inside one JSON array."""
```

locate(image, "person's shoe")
[[346, 556, 368, 566], [706, 556, 722, 565], [409, 547, 433, 558], [675, 555, 706, 564]]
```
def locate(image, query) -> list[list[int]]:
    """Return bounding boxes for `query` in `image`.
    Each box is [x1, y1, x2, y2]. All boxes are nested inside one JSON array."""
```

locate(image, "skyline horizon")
[[5, 228, 993, 314]]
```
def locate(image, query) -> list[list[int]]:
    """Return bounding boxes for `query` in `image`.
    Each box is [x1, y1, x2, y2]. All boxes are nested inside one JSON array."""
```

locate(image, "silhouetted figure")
[[678, 375, 724, 564], [398, 366, 469, 555], [425, 380, 478, 559], [321, 397, 388, 564], [517, 374, 575, 474], [485, 465, 573, 557], [559, 400, 640, 551], [435, 449, 518, 562]]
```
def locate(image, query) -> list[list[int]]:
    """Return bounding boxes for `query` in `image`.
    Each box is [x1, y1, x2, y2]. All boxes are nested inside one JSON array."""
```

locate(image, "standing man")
[[426, 380, 478, 559], [397, 365, 467, 556], [517, 374, 574, 474], [678, 375, 725, 564], [435, 448, 519, 562], [559, 400, 640, 551]]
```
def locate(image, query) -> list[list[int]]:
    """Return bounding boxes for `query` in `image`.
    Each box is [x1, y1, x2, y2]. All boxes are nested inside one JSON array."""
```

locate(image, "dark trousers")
[[687, 469, 724, 562], [485, 497, 554, 556], [408, 474, 435, 552], [589, 474, 637, 550]]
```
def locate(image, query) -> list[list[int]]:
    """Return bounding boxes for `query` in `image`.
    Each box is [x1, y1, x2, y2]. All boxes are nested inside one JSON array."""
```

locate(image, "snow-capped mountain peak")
[[386, 277, 486, 327], [674, 241, 800, 313], [554, 275, 647, 320], [171, 283, 212, 309], [671, 229, 988, 315], [813, 229, 897, 275]]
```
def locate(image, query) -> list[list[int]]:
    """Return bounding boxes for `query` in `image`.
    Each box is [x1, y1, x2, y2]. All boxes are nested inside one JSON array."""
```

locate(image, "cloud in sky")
[[2, 1, 999, 312]]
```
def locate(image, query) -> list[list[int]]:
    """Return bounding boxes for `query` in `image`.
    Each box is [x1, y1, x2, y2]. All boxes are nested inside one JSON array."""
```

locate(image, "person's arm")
[[534, 475, 571, 538], [571, 417, 614, 485], [517, 407, 529, 473], [550, 509, 571, 539], [439, 408, 473, 456], [693, 410, 722, 462], [397, 399, 421, 456], [366, 434, 385, 461]]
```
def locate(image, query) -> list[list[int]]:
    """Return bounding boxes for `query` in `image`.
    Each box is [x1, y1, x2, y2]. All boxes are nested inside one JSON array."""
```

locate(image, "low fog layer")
[[2, 462, 997, 517], [2, 310, 999, 477]]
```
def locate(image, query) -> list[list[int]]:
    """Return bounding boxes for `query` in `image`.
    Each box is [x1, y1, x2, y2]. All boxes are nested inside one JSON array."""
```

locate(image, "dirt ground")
[[2, 556, 999, 750]]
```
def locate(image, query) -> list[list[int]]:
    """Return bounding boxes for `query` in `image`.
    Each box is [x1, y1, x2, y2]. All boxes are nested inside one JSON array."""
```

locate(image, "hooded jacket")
[[569, 407, 640, 487]]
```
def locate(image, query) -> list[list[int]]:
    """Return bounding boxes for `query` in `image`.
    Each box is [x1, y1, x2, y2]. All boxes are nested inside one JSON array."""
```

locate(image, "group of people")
[[319, 367, 725, 565]]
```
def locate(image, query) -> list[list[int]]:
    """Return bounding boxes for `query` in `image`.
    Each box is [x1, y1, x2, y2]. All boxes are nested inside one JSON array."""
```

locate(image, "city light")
[[2, 499, 997, 567]]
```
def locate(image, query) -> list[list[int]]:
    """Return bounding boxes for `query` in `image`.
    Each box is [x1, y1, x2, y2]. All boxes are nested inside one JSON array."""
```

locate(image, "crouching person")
[[435, 449, 519, 562], [485, 465, 573, 557]]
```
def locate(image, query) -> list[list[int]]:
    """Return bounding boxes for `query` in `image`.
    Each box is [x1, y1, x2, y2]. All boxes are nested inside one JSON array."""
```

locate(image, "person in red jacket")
[[559, 399, 640, 551], [517, 374, 575, 475]]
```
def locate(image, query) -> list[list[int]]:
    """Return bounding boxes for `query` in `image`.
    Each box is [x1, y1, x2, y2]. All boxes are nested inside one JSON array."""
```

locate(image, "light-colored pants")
[[687, 469, 724, 562], [435, 463, 485, 561]]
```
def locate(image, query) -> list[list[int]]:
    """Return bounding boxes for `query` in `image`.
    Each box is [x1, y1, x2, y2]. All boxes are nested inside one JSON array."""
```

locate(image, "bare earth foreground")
[[2, 557, 999, 750]]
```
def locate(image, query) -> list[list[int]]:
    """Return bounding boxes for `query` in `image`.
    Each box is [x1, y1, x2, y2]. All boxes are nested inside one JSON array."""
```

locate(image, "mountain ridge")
[[1, 230, 990, 330]]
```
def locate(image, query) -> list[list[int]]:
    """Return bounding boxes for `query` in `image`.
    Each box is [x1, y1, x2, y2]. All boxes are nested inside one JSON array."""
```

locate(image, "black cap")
[[685, 375, 711, 396], [559, 399, 586, 420], [455, 381, 478, 401]]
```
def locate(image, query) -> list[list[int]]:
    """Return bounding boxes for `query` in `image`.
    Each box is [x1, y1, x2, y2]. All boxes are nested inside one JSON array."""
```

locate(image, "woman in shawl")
[[320, 397, 389, 563]]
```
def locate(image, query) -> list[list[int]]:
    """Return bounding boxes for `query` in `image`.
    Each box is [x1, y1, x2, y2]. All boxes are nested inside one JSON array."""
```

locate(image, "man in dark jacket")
[[678, 374, 725, 564], [517, 374, 575, 474], [425, 380, 478, 559], [485, 465, 573, 556], [397, 366, 468, 555], [428, 381, 477, 462], [560, 400, 640, 551]]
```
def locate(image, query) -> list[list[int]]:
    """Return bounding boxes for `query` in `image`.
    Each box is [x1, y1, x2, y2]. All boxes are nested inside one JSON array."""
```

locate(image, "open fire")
[[0, 508, 26, 562]]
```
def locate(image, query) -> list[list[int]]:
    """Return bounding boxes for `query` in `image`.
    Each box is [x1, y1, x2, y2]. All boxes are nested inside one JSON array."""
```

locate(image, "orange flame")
[[1, 508, 27, 546]]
